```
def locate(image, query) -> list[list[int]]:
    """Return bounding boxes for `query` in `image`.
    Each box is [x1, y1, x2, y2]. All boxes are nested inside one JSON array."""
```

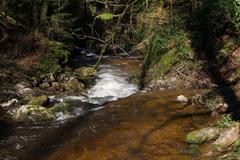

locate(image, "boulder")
[[1, 99, 19, 107], [52, 82, 60, 88], [177, 95, 188, 103], [213, 123, 239, 151], [39, 82, 50, 89], [15, 82, 32, 95], [12, 105, 55, 122], [74, 67, 96, 77], [63, 77, 84, 92], [49, 102, 71, 113], [186, 127, 221, 144], [28, 95, 49, 106], [215, 103, 229, 114], [43, 73, 55, 82]]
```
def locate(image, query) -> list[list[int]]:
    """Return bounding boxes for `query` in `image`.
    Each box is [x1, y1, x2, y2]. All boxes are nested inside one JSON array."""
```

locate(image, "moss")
[[159, 49, 178, 76], [74, 67, 97, 77], [12, 105, 55, 122], [186, 127, 220, 144], [63, 79, 84, 92], [149, 49, 179, 78], [49, 102, 71, 113], [28, 95, 49, 106], [233, 138, 240, 150]]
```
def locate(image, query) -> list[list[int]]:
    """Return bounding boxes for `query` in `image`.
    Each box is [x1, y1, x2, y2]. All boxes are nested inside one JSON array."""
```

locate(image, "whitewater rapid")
[[50, 64, 139, 119]]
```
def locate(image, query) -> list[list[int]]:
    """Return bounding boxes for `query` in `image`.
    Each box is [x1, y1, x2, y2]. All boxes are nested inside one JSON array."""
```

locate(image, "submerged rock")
[[213, 123, 239, 151], [177, 95, 188, 103], [12, 105, 55, 122], [186, 127, 221, 144], [181, 145, 201, 156], [63, 77, 84, 92], [75, 67, 96, 77], [49, 102, 71, 113], [28, 95, 49, 106]]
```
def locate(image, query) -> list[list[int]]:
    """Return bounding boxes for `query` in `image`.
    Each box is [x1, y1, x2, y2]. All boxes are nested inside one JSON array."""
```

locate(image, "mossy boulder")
[[232, 138, 240, 150], [186, 127, 221, 144], [213, 123, 239, 151], [28, 95, 49, 106], [63, 77, 84, 92], [12, 105, 55, 122], [74, 67, 96, 77], [39, 82, 50, 89], [49, 102, 72, 113]]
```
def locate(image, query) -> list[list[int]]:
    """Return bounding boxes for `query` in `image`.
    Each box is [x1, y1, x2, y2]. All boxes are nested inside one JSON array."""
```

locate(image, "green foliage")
[[39, 40, 70, 73], [219, 0, 240, 30], [216, 114, 235, 128], [143, 13, 193, 77], [48, 41, 70, 64], [233, 0, 240, 30], [47, 0, 76, 40], [156, 49, 179, 76], [40, 57, 61, 74], [96, 13, 114, 21]]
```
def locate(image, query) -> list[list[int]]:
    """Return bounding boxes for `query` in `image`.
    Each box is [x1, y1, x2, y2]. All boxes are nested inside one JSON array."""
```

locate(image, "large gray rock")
[[186, 127, 221, 144], [213, 123, 239, 151], [12, 105, 55, 122]]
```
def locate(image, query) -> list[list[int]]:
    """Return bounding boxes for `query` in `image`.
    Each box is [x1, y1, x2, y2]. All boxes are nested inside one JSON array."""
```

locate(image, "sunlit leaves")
[[96, 13, 114, 21]]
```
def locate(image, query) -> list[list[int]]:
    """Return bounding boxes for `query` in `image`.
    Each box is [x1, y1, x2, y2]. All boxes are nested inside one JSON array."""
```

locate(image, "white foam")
[[49, 64, 139, 119], [85, 65, 138, 104]]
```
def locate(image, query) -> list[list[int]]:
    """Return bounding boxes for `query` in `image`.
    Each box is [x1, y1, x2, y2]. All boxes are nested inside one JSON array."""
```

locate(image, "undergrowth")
[[142, 11, 193, 78]]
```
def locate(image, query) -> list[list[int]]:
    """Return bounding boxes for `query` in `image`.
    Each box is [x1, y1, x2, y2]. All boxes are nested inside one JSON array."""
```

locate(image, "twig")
[[73, 31, 113, 43]]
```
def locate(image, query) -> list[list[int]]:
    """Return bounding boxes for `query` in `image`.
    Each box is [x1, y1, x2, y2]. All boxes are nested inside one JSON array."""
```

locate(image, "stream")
[[0, 57, 214, 160]]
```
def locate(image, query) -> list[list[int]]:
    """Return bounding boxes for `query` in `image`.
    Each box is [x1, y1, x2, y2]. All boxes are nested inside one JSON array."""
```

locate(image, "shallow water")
[[0, 91, 215, 160], [0, 57, 215, 160]]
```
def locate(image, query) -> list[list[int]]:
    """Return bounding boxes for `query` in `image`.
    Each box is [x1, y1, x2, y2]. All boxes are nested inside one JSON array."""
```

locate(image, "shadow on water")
[[134, 110, 211, 159], [18, 111, 96, 160], [175, 0, 240, 119]]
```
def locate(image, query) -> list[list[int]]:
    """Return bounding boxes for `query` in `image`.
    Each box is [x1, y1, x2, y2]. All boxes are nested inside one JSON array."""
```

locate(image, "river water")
[[0, 57, 215, 160]]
